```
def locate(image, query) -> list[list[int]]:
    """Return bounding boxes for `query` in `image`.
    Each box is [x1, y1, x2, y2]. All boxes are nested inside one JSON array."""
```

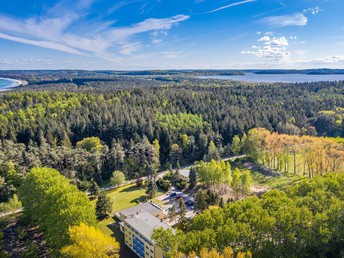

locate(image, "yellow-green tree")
[[76, 137, 103, 152], [61, 223, 120, 258], [18, 167, 96, 249]]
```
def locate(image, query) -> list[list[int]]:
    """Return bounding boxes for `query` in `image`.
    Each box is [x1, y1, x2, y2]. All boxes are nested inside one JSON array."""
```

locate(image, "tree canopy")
[[18, 167, 96, 249]]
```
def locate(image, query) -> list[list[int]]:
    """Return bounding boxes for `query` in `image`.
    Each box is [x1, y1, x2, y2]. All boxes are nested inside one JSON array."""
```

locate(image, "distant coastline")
[[0, 77, 23, 91]]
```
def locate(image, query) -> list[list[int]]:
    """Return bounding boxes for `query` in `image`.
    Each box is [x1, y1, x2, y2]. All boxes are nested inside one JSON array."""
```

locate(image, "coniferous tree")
[[219, 197, 224, 208], [96, 192, 113, 219], [178, 197, 187, 230], [189, 167, 197, 189], [146, 179, 158, 199], [195, 189, 207, 212]]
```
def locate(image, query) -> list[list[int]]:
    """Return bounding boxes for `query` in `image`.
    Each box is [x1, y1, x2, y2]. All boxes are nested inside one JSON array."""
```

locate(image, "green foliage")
[[89, 181, 100, 197], [231, 135, 242, 155], [96, 192, 113, 219], [167, 173, 344, 257], [176, 180, 187, 190], [231, 168, 252, 198], [18, 167, 96, 249], [110, 171, 125, 187], [156, 112, 210, 136], [146, 179, 158, 199], [151, 228, 179, 258], [0, 79, 343, 196], [189, 167, 197, 189], [239, 170, 252, 196], [76, 137, 103, 152], [196, 160, 231, 188], [0, 194, 22, 213], [204, 141, 220, 162], [178, 197, 187, 230], [195, 189, 208, 212], [156, 178, 171, 191]]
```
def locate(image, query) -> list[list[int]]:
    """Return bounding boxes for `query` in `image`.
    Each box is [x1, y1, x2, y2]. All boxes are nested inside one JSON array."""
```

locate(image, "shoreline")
[[0, 77, 24, 91]]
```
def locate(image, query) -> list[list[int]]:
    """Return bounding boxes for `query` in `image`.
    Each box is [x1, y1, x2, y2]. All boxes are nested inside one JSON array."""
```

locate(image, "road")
[[99, 154, 246, 192], [0, 154, 246, 218]]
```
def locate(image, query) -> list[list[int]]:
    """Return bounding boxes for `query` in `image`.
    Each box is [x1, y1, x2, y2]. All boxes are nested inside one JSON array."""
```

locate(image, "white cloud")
[[242, 33, 291, 62], [258, 35, 289, 47], [295, 50, 308, 56], [311, 55, 344, 64], [303, 7, 321, 16], [120, 42, 141, 55], [262, 13, 308, 27], [152, 39, 163, 45], [203, 0, 256, 14], [0, 33, 85, 55], [0, 0, 189, 60], [258, 35, 271, 42]]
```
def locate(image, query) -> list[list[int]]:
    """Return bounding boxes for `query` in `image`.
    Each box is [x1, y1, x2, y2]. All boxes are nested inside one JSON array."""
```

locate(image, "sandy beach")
[[0, 77, 24, 91]]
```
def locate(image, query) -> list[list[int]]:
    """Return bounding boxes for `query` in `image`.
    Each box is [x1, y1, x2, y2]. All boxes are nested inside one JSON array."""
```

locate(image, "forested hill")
[[1, 78, 342, 146], [0, 75, 343, 203]]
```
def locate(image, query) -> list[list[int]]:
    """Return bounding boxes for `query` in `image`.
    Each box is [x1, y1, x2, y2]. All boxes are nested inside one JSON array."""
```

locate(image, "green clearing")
[[251, 172, 305, 190], [96, 183, 166, 236], [106, 184, 147, 213]]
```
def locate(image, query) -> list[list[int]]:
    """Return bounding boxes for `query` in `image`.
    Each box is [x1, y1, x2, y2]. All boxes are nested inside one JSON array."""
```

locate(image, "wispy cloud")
[[262, 13, 308, 27], [203, 0, 256, 14], [0, 0, 189, 61], [0, 33, 85, 55]]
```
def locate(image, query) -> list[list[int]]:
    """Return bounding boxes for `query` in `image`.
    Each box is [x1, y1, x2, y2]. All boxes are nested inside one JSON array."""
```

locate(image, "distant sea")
[[198, 73, 344, 83], [0, 77, 21, 91]]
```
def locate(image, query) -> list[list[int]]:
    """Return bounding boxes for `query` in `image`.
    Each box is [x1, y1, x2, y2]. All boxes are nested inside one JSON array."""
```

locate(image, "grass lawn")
[[96, 183, 166, 235], [106, 184, 147, 213], [98, 216, 116, 235], [251, 171, 305, 190]]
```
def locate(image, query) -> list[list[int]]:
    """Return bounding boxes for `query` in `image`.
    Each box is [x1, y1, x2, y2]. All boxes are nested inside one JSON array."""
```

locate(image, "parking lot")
[[155, 187, 196, 226]]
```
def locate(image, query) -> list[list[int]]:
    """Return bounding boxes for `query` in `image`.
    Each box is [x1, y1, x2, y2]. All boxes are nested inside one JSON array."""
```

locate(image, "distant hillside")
[[250, 69, 344, 75]]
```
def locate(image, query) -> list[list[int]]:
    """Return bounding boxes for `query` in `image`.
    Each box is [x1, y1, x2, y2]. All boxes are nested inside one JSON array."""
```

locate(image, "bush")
[[156, 178, 172, 191], [175, 180, 187, 190]]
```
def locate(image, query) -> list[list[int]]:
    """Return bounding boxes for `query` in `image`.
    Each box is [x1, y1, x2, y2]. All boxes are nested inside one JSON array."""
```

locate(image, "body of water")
[[198, 73, 344, 83], [0, 77, 21, 91]]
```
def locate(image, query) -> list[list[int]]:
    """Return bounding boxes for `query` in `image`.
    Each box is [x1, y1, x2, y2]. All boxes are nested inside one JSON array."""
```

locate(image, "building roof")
[[124, 212, 172, 240], [179, 169, 190, 178], [120, 201, 163, 217]]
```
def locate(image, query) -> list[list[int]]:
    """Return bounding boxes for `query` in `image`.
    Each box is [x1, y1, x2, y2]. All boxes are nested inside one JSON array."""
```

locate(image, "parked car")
[[169, 192, 177, 197], [185, 200, 194, 206]]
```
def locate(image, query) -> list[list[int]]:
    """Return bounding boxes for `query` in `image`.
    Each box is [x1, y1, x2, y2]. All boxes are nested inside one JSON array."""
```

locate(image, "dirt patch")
[[251, 185, 269, 197]]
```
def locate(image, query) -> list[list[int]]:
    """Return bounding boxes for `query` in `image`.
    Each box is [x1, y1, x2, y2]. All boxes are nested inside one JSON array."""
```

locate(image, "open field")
[[106, 184, 147, 213], [251, 171, 305, 191]]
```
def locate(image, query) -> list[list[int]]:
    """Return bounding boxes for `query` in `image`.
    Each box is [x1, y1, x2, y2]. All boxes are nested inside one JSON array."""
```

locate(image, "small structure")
[[177, 169, 190, 182]]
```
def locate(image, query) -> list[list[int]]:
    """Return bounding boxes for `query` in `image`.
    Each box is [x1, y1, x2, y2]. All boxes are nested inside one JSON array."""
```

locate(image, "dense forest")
[[153, 173, 344, 258], [0, 74, 343, 207], [0, 71, 343, 258]]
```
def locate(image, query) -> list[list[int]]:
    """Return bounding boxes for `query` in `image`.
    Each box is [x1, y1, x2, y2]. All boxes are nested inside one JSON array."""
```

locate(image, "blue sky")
[[0, 0, 343, 69]]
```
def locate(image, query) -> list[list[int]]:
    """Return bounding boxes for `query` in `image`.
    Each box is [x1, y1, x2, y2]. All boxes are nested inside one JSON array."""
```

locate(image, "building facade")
[[120, 212, 169, 258], [118, 201, 171, 258]]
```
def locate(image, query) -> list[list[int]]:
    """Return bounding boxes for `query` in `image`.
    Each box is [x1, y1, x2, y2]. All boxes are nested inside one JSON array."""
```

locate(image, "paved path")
[[0, 154, 246, 218], [99, 154, 246, 192]]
